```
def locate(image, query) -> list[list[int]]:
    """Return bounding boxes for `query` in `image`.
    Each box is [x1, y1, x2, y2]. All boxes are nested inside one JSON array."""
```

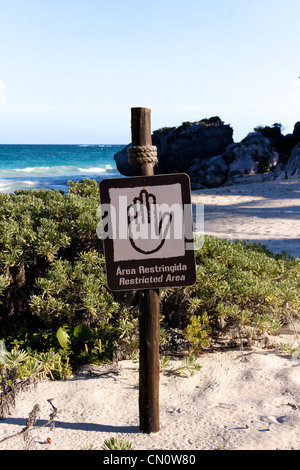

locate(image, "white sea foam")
[[0, 144, 121, 193], [0, 164, 118, 193], [0, 164, 114, 178], [0, 183, 11, 192], [77, 165, 113, 173], [78, 144, 107, 147], [0, 179, 37, 193], [15, 166, 50, 173]]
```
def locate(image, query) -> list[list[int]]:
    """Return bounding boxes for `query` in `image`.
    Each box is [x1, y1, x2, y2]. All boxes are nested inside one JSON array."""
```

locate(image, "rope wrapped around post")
[[128, 145, 158, 167]]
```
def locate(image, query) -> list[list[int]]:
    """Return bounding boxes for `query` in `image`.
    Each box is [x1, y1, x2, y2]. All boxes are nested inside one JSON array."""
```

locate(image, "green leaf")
[[73, 324, 92, 342], [56, 327, 71, 349]]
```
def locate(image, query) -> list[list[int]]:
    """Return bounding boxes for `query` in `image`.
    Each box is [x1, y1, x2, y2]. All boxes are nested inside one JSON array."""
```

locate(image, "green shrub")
[[162, 236, 299, 345], [29, 250, 118, 326], [0, 183, 103, 323], [1, 181, 299, 365], [183, 313, 212, 353], [67, 178, 99, 198], [0, 180, 126, 365]]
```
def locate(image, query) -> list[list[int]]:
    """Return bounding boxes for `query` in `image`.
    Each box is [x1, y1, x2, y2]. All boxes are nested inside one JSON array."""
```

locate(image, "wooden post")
[[130, 107, 160, 434]]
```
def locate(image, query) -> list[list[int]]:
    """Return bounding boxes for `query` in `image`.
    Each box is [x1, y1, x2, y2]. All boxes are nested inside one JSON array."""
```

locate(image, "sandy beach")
[[192, 178, 300, 259], [1, 334, 300, 452], [0, 178, 300, 451]]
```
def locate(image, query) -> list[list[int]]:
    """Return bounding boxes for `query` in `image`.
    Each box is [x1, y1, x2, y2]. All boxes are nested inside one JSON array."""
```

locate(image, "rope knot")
[[128, 145, 158, 167]]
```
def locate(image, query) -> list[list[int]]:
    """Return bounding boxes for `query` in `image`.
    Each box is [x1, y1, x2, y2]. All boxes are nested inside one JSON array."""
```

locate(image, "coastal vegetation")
[[0, 179, 299, 378]]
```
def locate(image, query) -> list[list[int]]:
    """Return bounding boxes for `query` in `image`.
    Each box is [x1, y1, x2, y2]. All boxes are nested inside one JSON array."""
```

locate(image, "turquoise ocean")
[[0, 144, 125, 193]]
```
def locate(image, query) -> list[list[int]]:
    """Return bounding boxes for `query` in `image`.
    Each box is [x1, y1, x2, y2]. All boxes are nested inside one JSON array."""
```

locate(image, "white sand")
[[1, 178, 300, 451], [1, 337, 300, 451], [192, 178, 300, 259]]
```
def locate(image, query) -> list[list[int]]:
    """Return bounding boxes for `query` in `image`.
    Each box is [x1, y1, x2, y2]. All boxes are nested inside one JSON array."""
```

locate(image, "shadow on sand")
[[3, 417, 140, 434]]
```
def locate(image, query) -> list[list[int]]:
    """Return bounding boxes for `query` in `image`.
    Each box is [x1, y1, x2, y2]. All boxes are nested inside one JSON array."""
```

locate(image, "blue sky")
[[0, 0, 300, 144]]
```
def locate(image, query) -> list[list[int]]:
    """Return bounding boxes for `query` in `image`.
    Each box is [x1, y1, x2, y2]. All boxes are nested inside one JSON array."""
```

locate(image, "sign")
[[99, 174, 196, 291]]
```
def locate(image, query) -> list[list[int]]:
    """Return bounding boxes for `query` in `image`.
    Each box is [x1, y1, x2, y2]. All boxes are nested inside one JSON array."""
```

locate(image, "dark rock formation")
[[286, 143, 300, 177], [186, 131, 280, 189], [254, 122, 300, 165], [114, 118, 300, 190], [293, 122, 300, 139], [186, 155, 229, 190], [225, 132, 279, 182], [114, 117, 233, 177]]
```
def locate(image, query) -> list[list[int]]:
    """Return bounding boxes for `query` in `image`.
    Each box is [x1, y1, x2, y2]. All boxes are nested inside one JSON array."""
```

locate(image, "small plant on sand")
[[159, 355, 171, 372], [5, 349, 29, 368], [0, 349, 41, 420], [280, 343, 296, 356], [167, 355, 202, 377], [23, 360, 44, 378], [37, 351, 61, 380], [101, 437, 135, 450], [280, 341, 300, 359], [160, 355, 201, 377], [82, 443, 100, 450]]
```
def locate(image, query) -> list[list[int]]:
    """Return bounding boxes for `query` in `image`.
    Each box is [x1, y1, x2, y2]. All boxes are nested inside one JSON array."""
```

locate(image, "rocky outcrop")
[[225, 132, 279, 182], [285, 143, 300, 178], [293, 122, 300, 140], [184, 122, 300, 188], [114, 118, 300, 190], [253, 122, 300, 165], [186, 155, 229, 190], [114, 117, 233, 177], [186, 131, 280, 189]]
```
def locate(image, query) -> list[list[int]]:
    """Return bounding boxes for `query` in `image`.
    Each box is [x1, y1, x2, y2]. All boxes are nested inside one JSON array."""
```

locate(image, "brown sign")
[[99, 173, 196, 292]]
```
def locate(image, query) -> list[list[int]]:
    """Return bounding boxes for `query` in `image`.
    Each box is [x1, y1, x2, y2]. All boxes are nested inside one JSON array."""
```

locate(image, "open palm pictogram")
[[127, 189, 173, 255]]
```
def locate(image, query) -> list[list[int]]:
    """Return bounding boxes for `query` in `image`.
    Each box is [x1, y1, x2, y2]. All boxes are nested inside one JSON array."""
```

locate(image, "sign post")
[[99, 108, 196, 434], [131, 107, 160, 434]]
